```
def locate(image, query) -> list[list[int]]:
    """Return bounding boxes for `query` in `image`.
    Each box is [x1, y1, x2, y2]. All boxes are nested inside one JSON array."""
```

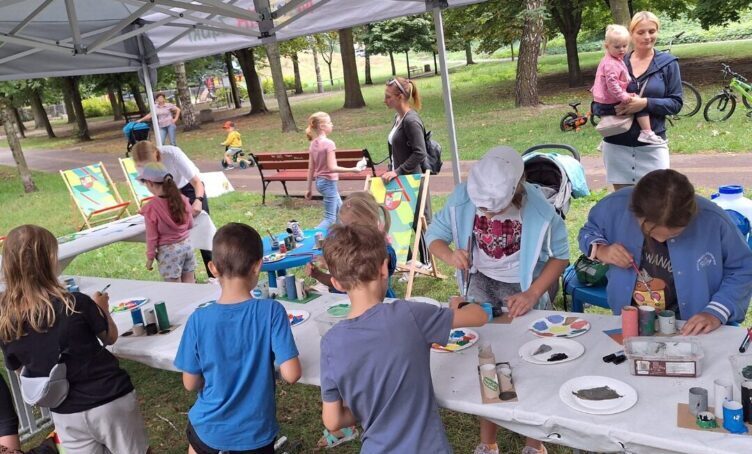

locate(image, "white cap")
[[467, 146, 524, 212]]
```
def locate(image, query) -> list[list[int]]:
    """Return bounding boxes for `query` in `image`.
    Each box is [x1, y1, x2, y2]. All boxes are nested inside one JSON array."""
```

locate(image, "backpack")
[[421, 129, 443, 175]]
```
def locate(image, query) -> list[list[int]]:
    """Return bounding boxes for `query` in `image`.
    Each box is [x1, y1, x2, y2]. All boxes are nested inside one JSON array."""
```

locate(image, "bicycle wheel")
[[560, 112, 577, 132], [743, 94, 752, 110], [678, 81, 702, 117], [704, 94, 736, 122]]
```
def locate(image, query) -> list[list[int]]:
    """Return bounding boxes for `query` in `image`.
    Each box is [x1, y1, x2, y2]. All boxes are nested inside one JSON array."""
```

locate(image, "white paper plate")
[[529, 314, 591, 338], [405, 296, 442, 307], [559, 376, 638, 415], [431, 328, 479, 353], [519, 338, 585, 365], [287, 309, 310, 327]]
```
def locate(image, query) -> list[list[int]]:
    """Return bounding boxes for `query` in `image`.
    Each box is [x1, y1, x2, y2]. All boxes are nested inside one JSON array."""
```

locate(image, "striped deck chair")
[[60, 162, 131, 230], [119, 157, 154, 209]]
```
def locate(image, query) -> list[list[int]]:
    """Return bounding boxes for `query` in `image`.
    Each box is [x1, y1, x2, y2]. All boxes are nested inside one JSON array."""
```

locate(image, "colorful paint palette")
[[326, 302, 351, 318], [110, 297, 149, 314], [263, 252, 287, 263], [287, 309, 310, 327], [529, 315, 591, 338], [432, 328, 479, 353]]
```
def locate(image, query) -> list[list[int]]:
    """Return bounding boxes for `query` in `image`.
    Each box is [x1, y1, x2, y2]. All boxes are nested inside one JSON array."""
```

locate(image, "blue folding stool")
[[562, 265, 609, 313]]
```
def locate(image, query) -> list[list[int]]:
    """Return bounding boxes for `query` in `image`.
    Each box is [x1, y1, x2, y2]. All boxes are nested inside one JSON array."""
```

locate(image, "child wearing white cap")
[[425, 146, 569, 454]]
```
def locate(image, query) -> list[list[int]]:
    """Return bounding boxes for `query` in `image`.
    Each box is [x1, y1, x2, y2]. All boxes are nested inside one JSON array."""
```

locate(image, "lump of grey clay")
[[533, 344, 552, 356], [572, 386, 623, 401]]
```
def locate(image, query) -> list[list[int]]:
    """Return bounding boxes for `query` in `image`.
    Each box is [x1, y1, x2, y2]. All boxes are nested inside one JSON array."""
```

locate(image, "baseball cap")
[[223, 121, 235, 129], [467, 146, 524, 213], [137, 162, 170, 183]]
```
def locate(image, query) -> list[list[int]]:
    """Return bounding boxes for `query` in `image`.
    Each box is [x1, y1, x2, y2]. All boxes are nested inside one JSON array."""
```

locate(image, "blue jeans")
[[316, 177, 341, 230], [160, 124, 177, 145]]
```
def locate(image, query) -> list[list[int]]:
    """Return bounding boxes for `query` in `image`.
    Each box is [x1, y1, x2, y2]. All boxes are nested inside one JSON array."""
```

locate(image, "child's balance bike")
[[221, 147, 255, 169]]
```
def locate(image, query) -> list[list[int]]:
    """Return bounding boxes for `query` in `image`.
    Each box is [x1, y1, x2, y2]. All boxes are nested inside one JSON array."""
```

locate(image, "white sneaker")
[[473, 444, 499, 454], [638, 131, 666, 145], [225, 165, 235, 170]]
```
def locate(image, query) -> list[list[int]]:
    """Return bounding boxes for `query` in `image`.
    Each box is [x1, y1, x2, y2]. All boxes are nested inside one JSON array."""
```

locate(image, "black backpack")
[[421, 129, 443, 175]]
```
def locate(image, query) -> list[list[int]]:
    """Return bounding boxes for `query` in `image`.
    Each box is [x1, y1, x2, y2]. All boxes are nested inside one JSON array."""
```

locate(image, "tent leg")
[[431, 6, 461, 186], [137, 34, 162, 148]]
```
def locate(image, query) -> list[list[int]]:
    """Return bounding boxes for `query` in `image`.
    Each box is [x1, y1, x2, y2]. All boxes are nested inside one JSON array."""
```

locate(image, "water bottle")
[[711, 185, 752, 248]]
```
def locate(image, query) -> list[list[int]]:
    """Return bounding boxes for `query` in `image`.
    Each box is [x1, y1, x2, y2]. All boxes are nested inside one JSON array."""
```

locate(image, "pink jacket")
[[591, 54, 632, 104], [140, 196, 193, 260]]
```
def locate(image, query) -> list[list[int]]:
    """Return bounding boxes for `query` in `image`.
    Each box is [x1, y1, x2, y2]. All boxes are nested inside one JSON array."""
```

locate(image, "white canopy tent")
[[0, 0, 482, 183]]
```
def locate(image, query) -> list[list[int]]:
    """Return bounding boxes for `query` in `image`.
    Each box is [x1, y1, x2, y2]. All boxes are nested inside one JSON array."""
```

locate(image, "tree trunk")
[[117, 87, 127, 114], [174, 62, 200, 131], [405, 51, 411, 78], [609, 0, 631, 27], [265, 41, 298, 132], [62, 89, 76, 123], [235, 48, 268, 114], [563, 29, 583, 87], [108, 89, 123, 122], [433, 52, 438, 75], [62, 76, 91, 141], [225, 52, 242, 109], [30, 89, 55, 138], [465, 43, 475, 65], [326, 62, 334, 86], [312, 43, 324, 93], [292, 53, 304, 95], [1, 100, 37, 193], [365, 48, 373, 85], [515, 0, 544, 107], [541, 35, 548, 55], [339, 28, 366, 109], [389, 50, 396, 76], [510, 43, 515, 61], [12, 107, 25, 138], [130, 83, 147, 114]]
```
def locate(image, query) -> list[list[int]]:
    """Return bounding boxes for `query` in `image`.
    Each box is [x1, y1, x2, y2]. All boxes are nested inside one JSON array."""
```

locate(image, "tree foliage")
[[693, 0, 751, 28], [365, 16, 433, 56]]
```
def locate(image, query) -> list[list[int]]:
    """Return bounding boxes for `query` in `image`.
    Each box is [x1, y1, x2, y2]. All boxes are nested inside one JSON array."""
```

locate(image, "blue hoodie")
[[578, 189, 752, 323], [425, 182, 569, 308], [595, 50, 683, 146]]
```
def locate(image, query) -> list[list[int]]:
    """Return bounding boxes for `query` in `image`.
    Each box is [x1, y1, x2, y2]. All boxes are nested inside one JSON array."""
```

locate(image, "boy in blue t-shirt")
[[319, 224, 489, 453], [174, 222, 301, 454]]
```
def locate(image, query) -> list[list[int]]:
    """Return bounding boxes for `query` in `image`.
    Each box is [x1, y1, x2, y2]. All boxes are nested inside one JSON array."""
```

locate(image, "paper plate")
[[405, 296, 442, 307], [529, 314, 591, 338], [110, 297, 149, 314], [288, 309, 310, 327], [519, 338, 585, 365], [432, 328, 479, 353], [559, 376, 638, 415], [263, 253, 287, 263], [326, 302, 351, 318]]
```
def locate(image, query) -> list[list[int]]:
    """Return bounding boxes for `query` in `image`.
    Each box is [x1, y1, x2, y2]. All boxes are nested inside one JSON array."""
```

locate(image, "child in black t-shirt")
[[0, 225, 151, 454]]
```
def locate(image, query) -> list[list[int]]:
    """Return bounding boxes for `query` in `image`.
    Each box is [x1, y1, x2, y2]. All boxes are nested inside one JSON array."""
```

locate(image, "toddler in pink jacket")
[[592, 24, 664, 145]]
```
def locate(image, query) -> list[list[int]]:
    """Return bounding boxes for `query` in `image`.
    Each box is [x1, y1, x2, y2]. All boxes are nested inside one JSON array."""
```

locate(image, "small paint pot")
[[638, 305, 656, 336], [689, 387, 708, 416], [132, 323, 146, 336], [657, 310, 676, 335], [714, 378, 734, 420], [723, 400, 748, 434], [742, 381, 752, 423], [621, 306, 639, 339], [479, 364, 499, 399]]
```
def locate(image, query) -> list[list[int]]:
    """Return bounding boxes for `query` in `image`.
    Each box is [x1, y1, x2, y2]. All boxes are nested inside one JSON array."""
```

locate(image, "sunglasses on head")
[[387, 78, 408, 97]]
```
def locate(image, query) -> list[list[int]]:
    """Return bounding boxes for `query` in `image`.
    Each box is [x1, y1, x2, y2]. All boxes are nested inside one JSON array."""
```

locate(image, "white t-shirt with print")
[[472, 206, 523, 283]]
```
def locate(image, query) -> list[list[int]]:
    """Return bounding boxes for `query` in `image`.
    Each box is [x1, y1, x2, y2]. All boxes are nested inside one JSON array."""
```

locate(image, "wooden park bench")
[[250, 149, 385, 204], [123, 111, 143, 123]]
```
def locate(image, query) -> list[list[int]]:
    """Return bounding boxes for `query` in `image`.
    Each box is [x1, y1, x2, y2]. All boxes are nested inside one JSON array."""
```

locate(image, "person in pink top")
[[592, 25, 664, 145], [138, 162, 195, 283], [137, 92, 181, 146], [304, 112, 364, 229]]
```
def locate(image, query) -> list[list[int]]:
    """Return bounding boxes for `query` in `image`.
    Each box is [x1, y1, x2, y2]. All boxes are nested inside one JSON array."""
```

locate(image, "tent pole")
[[137, 34, 162, 147], [431, 6, 460, 185]]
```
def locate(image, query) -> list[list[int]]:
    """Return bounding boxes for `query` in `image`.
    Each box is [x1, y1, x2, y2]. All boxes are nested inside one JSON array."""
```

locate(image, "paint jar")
[[723, 400, 748, 434], [638, 305, 656, 336], [714, 378, 734, 419], [478, 342, 495, 366], [284, 275, 297, 300], [154, 302, 170, 331], [621, 306, 639, 339], [657, 310, 676, 335], [742, 381, 752, 423], [496, 363, 517, 401], [295, 278, 307, 300], [689, 387, 709, 416], [276, 276, 287, 298], [130, 308, 144, 326], [479, 364, 500, 399], [132, 323, 146, 336]]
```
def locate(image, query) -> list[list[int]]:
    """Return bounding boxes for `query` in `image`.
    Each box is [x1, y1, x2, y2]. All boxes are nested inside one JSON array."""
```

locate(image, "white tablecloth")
[[73, 276, 752, 454]]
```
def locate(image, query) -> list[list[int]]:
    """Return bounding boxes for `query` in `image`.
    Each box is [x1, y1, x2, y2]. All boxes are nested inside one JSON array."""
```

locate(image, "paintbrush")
[[266, 229, 277, 241], [463, 234, 475, 298], [630, 260, 659, 306], [100, 284, 111, 294], [739, 327, 752, 353]]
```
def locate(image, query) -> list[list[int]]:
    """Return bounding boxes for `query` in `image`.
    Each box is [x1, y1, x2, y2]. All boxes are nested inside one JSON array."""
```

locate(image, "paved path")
[[2, 146, 751, 195]]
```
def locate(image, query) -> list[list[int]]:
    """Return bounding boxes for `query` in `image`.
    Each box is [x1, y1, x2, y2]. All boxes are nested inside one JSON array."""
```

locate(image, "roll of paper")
[[130, 308, 144, 326], [295, 278, 307, 300], [621, 306, 638, 339], [132, 323, 146, 336], [285, 275, 297, 300], [715, 378, 734, 419], [143, 308, 157, 326], [689, 387, 708, 416], [480, 364, 500, 399], [277, 276, 287, 297], [154, 302, 170, 331], [658, 310, 676, 335], [638, 305, 656, 336]]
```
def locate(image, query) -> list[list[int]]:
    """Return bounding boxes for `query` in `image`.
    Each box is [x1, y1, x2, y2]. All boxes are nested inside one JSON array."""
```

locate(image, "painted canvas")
[[368, 174, 422, 263], [120, 157, 153, 207], [62, 164, 120, 216]]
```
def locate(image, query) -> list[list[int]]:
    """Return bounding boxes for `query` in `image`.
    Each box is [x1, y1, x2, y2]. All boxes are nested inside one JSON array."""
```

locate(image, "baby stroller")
[[123, 121, 150, 157], [522, 144, 589, 219]]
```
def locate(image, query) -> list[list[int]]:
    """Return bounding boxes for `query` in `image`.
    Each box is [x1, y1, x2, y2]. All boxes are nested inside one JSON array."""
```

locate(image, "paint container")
[[285, 275, 297, 300], [271, 236, 280, 250], [723, 400, 748, 434], [638, 305, 656, 336], [689, 387, 709, 416], [742, 381, 752, 423], [714, 378, 734, 419], [295, 278, 306, 300], [621, 306, 639, 339], [144, 308, 159, 335], [154, 302, 170, 331], [131, 308, 144, 326], [479, 364, 500, 400], [658, 310, 676, 335], [496, 363, 516, 401], [478, 342, 495, 366], [276, 276, 287, 298], [132, 323, 146, 336]]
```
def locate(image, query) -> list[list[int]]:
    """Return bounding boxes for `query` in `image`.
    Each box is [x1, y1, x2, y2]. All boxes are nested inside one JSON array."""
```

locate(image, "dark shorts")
[[186, 421, 274, 454]]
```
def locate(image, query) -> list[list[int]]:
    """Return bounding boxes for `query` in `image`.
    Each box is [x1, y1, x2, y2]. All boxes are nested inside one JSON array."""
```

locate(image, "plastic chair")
[[60, 162, 131, 230], [562, 264, 609, 313]]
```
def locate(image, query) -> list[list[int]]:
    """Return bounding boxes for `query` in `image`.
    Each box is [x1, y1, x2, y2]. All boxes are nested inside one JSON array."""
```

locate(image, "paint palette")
[[326, 302, 351, 318], [263, 252, 287, 263], [288, 309, 310, 327], [110, 297, 149, 314], [432, 328, 479, 353], [529, 315, 591, 338], [559, 376, 637, 415], [519, 338, 585, 365]]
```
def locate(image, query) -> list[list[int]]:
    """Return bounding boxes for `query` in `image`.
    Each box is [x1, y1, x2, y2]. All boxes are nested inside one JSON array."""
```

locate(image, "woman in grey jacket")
[[382, 77, 427, 181]]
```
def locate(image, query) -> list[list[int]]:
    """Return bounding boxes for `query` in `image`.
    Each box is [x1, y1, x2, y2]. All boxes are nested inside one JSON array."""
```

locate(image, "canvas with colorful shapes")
[[368, 174, 422, 264], [432, 328, 479, 352], [530, 314, 590, 338]]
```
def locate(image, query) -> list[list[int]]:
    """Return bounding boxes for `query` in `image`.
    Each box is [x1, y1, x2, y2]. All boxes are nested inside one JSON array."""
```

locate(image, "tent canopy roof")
[[0, 0, 480, 81]]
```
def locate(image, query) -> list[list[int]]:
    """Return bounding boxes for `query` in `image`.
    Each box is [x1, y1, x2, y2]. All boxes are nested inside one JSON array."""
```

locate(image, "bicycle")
[[560, 101, 598, 132], [662, 32, 702, 118], [703, 63, 752, 122]]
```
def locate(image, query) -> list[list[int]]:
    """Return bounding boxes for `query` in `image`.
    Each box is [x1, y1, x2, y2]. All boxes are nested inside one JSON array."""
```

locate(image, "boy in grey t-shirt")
[[319, 224, 489, 453]]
